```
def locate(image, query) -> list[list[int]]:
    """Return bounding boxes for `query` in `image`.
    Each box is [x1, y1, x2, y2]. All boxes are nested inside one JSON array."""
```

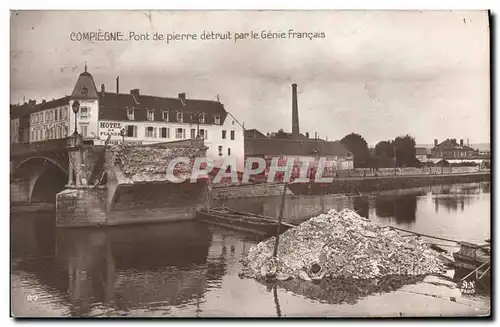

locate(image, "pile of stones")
[[240, 209, 445, 281]]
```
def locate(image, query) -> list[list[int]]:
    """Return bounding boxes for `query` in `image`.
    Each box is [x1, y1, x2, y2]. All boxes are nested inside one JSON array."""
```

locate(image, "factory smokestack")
[[116, 76, 120, 94], [292, 83, 299, 139]]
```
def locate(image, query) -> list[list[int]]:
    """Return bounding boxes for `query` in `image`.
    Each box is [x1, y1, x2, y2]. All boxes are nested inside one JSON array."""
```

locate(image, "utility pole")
[[393, 143, 397, 175], [191, 112, 202, 139]]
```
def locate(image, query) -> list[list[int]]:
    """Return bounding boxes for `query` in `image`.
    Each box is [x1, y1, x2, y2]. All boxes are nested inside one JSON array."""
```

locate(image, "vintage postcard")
[[10, 10, 491, 318]]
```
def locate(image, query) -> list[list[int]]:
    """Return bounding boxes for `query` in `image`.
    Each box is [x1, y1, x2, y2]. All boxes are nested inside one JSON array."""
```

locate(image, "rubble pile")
[[240, 209, 444, 281], [110, 144, 206, 177]]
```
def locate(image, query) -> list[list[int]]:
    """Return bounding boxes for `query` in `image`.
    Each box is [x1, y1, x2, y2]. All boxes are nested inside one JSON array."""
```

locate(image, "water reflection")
[[352, 196, 369, 219], [10, 182, 490, 317], [268, 275, 425, 306], [374, 195, 417, 225]]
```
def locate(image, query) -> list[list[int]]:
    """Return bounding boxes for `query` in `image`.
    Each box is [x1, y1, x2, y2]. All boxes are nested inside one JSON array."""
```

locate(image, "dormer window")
[[214, 115, 221, 124], [80, 107, 89, 119], [162, 111, 169, 121], [81, 87, 88, 95], [127, 109, 135, 120], [147, 109, 155, 121], [199, 113, 205, 123], [177, 112, 183, 122]]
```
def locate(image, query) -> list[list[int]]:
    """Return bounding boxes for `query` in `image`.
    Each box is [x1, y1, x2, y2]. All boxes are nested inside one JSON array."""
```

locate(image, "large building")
[[431, 138, 479, 159], [10, 66, 245, 167]]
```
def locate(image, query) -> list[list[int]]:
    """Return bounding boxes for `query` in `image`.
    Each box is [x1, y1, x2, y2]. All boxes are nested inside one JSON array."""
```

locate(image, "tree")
[[340, 133, 370, 168], [394, 134, 417, 167], [375, 140, 395, 158]]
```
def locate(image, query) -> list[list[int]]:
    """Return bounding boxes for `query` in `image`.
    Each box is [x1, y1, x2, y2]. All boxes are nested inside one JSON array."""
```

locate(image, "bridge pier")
[[56, 137, 211, 227], [11, 178, 30, 203]]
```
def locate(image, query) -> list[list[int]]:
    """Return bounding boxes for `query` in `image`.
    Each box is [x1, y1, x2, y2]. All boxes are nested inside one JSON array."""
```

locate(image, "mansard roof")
[[98, 92, 228, 125]]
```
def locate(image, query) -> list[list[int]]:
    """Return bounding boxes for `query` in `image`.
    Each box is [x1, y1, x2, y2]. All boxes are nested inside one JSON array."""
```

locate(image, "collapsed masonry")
[[240, 209, 445, 282]]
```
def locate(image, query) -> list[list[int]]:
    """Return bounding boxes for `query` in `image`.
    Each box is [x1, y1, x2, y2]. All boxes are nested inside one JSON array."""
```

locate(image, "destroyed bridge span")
[[10, 135, 211, 227]]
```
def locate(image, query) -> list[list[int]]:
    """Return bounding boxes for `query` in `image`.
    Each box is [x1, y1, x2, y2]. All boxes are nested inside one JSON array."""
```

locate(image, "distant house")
[[415, 147, 431, 162], [431, 138, 479, 159]]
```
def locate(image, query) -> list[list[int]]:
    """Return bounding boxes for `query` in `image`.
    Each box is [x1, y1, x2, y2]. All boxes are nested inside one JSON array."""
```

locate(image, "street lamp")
[[72, 100, 80, 135]]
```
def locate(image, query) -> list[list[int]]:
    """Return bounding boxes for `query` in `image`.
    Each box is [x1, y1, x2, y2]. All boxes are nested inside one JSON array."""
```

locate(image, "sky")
[[10, 10, 490, 146]]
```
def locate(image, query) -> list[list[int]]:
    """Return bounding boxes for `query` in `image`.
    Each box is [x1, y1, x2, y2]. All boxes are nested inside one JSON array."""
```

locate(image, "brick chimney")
[[434, 139, 438, 147], [305, 132, 309, 139], [460, 139, 464, 147], [130, 89, 140, 95], [101, 84, 105, 97], [116, 76, 120, 94], [291, 83, 299, 139], [178, 93, 186, 100]]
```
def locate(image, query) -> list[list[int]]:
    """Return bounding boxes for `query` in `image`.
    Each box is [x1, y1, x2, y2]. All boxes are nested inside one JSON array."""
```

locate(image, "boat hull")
[[195, 209, 294, 238]]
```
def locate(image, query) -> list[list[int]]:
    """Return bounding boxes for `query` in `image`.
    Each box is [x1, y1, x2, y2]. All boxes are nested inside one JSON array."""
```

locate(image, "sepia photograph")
[[9, 9, 491, 318]]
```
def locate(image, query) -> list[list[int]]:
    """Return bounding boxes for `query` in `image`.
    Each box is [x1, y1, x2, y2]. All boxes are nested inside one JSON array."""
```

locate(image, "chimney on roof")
[[178, 93, 186, 100], [130, 89, 140, 95], [460, 139, 464, 147], [42, 100, 46, 104], [116, 76, 120, 94], [306, 132, 309, 139], [101, 84, 105, 98], [434, 139, 438, 147], [291, 83, 300, 139]]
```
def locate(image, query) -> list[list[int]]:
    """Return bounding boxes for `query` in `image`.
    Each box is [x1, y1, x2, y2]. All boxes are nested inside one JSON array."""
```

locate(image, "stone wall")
[[56, 187, 107, 227], [212, 182, 292, 200]]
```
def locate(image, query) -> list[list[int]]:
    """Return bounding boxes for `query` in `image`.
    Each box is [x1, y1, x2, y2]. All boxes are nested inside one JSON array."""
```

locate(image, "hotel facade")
[[11, 67, 245, 168]]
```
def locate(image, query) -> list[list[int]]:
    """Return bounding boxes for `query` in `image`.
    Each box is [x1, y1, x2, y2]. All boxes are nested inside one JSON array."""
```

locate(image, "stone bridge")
[[11, 136, 210, 227], [11, 138, 71, 204]]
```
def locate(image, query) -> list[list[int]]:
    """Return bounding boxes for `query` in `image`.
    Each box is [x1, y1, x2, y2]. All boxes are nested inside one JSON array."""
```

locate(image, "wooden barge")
[[195, 207, 296, 238]]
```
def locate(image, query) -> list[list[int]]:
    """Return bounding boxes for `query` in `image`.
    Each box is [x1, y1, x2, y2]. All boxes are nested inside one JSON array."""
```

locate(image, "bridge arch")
[[14, 156, 68, 176], [14, 157, 69, 203]]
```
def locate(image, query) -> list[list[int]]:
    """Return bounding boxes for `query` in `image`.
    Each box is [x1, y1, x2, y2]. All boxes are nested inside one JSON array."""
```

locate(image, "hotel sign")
[[99, 121, 123, 137]]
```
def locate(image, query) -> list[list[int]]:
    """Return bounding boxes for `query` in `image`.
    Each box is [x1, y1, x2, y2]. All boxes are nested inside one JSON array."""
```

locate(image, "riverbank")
[[288, 172, 490, 195]]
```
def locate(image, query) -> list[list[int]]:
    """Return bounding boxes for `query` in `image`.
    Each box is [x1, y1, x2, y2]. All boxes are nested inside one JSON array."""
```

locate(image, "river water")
[[11, 182, 490, 317]]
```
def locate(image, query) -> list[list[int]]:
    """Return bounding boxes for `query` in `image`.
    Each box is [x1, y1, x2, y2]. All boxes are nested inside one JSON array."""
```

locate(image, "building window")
[[230, 130, 235, 140], [127, 109, 135, 120], [199, 113, 205, 123], [200, 129, 206, 139], [177, 112, 183, 122], [44, 112, 48, 122], [126, 125, 137, 137], [31, 130, 35, 141], [147, 110, 155, 121], [162, 111, 169, 121], [161, 127, 169, 138], [214, 115, 221, 124], [228, 148, 231, 156], [80, 107, 89, 119], [80, 125, 88, 137], [222, 130, 227, 139], [218, 145, 223, 156], [55, 109, 58, 121], [176, 128, 184, 139], [191, 129, 196, 139], [146, 126, 156, 138]]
